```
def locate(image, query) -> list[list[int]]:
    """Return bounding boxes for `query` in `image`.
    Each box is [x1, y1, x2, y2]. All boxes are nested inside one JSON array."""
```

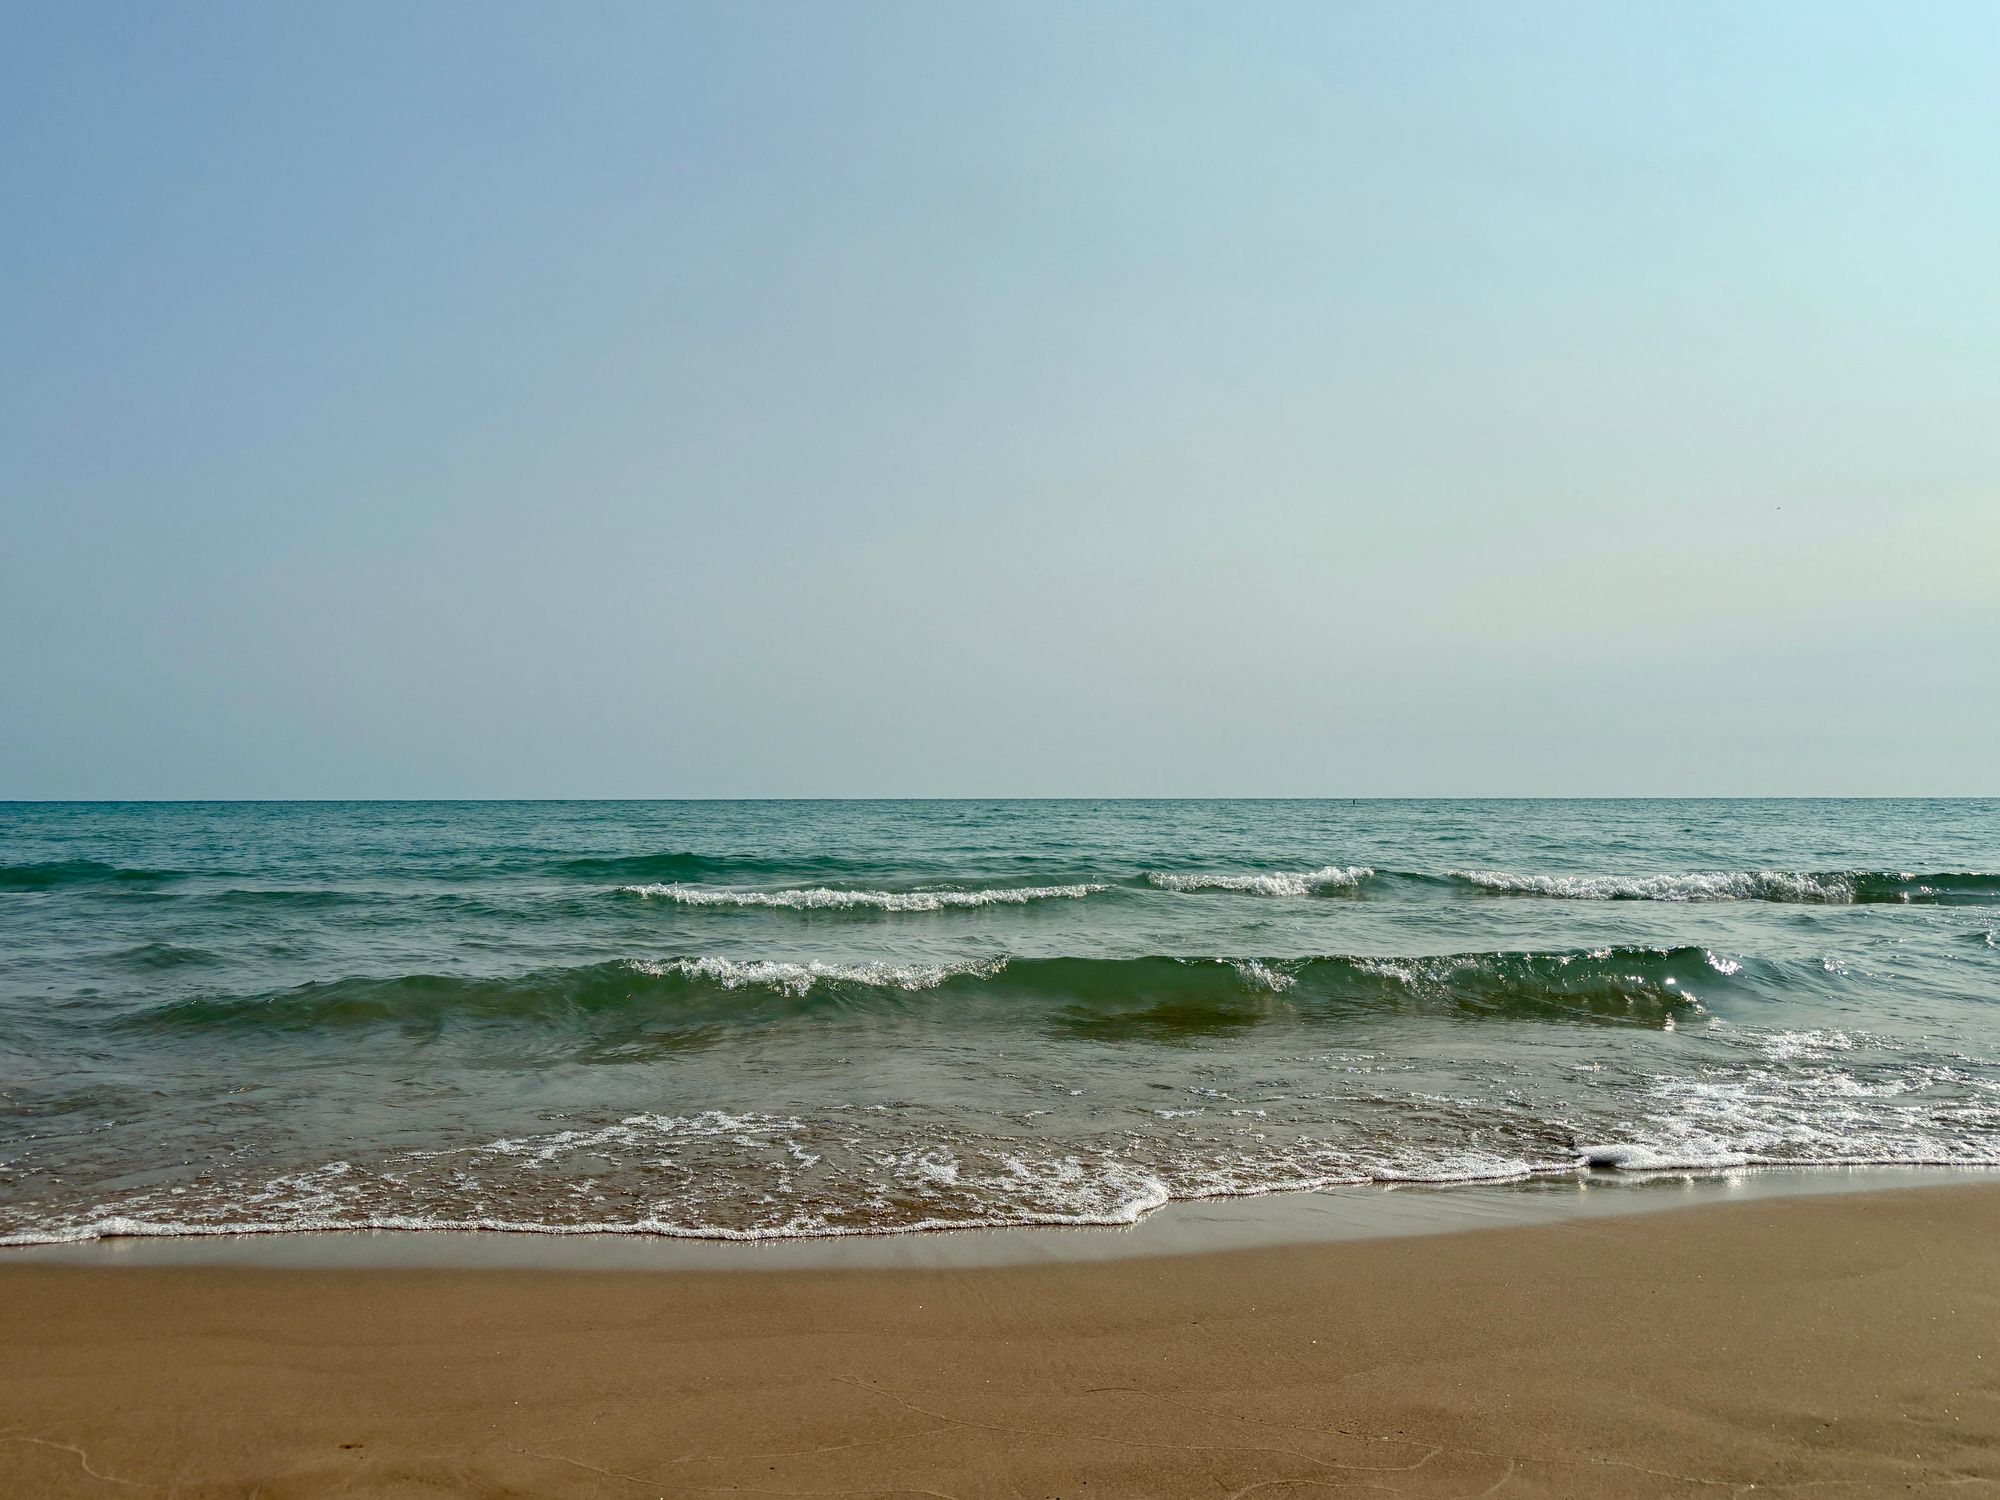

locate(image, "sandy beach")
[[3, 1180, 1995, 1498], [10, 0, 2000, 1488]]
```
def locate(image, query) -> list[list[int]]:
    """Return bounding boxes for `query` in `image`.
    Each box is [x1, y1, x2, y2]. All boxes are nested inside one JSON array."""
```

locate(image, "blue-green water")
[[3, 800, 1997, 1245]]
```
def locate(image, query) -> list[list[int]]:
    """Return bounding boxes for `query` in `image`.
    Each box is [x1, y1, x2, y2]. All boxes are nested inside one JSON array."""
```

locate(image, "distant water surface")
[[2, 799, 1996, 1245]]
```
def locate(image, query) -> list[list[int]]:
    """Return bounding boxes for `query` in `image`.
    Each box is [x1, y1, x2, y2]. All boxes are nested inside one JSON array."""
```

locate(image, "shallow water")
[[2, 799, 1997, 1245]]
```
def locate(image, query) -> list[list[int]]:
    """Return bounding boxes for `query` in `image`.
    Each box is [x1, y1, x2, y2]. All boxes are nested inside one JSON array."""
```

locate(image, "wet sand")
[[3, 1181, 1995, 1497]]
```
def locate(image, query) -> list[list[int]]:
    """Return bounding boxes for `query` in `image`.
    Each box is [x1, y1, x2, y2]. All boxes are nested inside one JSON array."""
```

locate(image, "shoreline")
[[8, 1161, 1994, 1271], [4, 1180, 1994, 1497]]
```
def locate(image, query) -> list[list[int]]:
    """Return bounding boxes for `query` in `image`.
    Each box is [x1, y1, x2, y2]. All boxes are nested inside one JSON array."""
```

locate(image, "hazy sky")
[[3, 2, 1995, 797]]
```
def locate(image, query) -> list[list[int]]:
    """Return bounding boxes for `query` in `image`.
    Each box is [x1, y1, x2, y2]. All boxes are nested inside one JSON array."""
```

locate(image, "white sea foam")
[[1450, 869, 1861, 902], [470, 1110, 803, 1164], [1147, 865, 1373, 897], [1349, 955, 1425, 985], [625, 955, 1004, 995], [0, 1203, 1189, 1247], [1370, 1154, 1540, 1183], [9, 1142, 1998, 1248], [1760, 1029, 1857, 1062], [1230, 958, 1297, 992], [621, 882, 1108, 911], [11, 998, 1998, 1250]]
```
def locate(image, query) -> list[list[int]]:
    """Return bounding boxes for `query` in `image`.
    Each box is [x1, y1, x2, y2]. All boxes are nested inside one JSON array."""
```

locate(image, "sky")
[[2, 1, 1996, 798]]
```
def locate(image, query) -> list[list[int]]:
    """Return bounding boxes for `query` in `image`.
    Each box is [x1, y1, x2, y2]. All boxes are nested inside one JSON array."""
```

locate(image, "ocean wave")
[[1147, 865, 1374, 896], [117, 944, 1734, 1040], [204, 887, 361, 909], [626, 955, 1006, 995], [111, 942, 217, 970], [619, 882, 1110, 911], [0, 859, 182, 892], [1445, 869, 2000, 903], [556, 851, 858, 882]]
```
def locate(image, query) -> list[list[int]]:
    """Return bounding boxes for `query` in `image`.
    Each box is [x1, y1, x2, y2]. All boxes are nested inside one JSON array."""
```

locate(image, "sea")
[[2, 799, 1997, 1248]]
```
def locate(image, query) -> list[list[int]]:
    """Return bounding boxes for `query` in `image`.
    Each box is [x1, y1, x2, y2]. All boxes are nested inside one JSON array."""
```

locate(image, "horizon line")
[[3, 794, 1996, 806]]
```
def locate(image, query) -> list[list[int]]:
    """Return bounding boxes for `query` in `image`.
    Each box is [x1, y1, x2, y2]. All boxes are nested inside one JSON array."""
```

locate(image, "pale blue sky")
[[3, 2, 1995, 796]]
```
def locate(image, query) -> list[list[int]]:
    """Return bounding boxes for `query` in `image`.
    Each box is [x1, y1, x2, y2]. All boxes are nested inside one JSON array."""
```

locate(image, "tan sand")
[[2, 1182, 1995, 1498]]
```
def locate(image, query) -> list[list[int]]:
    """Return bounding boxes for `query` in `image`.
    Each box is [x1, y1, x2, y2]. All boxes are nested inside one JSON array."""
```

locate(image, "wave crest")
[[0, 860, 182, 892], [1147, 865, 1374, 896], [625, 955, 1004, 996], [119, 944, 1728, 1042], [1446, 869, 2000, 904], [620, 882, 1109, 911]]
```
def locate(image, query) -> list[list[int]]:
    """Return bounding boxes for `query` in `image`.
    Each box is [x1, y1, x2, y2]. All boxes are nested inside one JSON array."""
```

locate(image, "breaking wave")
[[1147, 865, 1375, 896], [118, 944, 1738, 1040], [1444, 869, 2000, 903], [619, 882, 1110, 911]]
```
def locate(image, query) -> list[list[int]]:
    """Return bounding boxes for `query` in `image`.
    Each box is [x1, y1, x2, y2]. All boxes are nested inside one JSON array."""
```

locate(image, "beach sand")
[[3, 1182, 1994, 1498]]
